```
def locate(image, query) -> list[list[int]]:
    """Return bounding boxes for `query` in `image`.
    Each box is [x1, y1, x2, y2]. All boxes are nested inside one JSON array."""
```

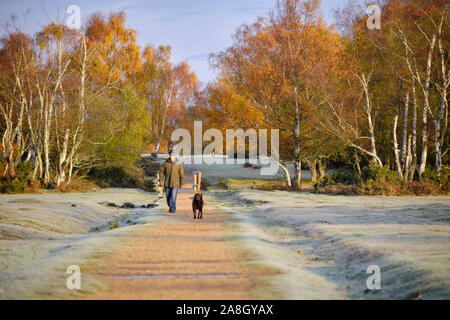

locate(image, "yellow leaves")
[[85, 11, 142, 85], [38, 23, 64, 43]]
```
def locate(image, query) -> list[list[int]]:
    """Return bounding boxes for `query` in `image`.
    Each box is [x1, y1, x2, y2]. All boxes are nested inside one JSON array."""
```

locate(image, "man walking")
[[159, 150, 184, 213]]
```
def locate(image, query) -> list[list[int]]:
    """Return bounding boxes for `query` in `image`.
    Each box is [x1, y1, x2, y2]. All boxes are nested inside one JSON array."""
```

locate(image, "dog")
[[192, 192, 204, 219]]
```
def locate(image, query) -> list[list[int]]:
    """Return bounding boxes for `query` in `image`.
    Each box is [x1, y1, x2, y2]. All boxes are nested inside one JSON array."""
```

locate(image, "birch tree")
[[211, 0, 343, 190]]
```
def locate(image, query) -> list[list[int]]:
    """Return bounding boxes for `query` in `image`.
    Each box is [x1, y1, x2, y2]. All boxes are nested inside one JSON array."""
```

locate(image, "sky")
[[0, 0, 349, 84]]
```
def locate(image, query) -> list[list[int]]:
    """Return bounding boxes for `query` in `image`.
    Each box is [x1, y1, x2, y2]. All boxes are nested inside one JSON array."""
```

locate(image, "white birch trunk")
[[393, 115, 403, 178], [418, 35, 436, 175]]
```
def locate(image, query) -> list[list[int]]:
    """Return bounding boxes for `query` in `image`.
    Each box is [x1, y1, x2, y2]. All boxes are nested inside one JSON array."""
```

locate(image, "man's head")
[[169, 149, 176, 162]]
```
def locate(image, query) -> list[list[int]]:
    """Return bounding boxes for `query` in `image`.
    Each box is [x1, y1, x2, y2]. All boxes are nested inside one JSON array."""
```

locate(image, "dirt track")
[[83, 174, 274, 299]]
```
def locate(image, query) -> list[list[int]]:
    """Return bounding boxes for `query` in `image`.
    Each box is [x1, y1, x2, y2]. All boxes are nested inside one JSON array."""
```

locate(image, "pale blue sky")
[[0, 0, 347, 83]]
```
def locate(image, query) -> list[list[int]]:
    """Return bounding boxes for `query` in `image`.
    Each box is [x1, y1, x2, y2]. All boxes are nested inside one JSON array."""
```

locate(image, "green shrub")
[[15, 162, 34, 180], [423, 167, 449, 191], [360, 165, 403, 195], [121, 202, 135, 208], [88, 166, 126, 188], [0, 177, 26, 193], [88, 163, 159, 192], [88, 166, 146, 188], [217, 178, 227, 188], [332, 169, 359, 185], [315, 164, 448, 196], [201, 179, 212, 191], [314, 169, 358, 191], [140, 158, 161, 177], [361, 164, 399, 183], [315, 175, 335, 188], [143, 177, 157, 192], [0, 162, 41, 193]]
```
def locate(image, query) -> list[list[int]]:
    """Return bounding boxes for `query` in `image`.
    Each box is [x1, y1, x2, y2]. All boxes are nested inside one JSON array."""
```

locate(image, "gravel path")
[[83, 174, 275, 299]]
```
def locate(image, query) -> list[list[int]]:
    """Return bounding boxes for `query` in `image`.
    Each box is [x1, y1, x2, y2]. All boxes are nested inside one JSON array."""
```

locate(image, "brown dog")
[[192, 192, 204, 219]]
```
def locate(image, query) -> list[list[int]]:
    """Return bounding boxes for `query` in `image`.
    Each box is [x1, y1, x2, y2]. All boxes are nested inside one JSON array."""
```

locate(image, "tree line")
[[188, 0, 448, 191], [0, 11, 197, 188], [0, 0, 448, 193]]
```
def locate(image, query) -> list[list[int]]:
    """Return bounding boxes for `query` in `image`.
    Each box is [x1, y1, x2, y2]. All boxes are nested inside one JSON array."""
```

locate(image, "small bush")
[[88, 166, 128, 188], [399, 179, 441, 196], [423, 167, 449, 191], [57, 178, 96, 193], [0, 162, 41, 193], [332, 169, 360, 185], [143, 177, 157, 192], [360, 165, 403, 195], [315, 175, 335, 188], [314, 169, 359, 190], [121, 202, 135, 208], [217, 178, 226, 188], [0, 177, 26, 193], [140, 158, 161, 177], [314, 164, 446, 196], [27, 179, 41, 192], [201, 179, 212, 191], [88, 165, 148, 190], [361, 164, 400, 183]]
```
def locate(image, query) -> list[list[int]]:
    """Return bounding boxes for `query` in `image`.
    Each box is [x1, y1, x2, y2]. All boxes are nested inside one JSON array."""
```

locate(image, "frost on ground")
[[0, 189, 161, 299], [208, 189, 450, 299], [1, 159, 449, 299]]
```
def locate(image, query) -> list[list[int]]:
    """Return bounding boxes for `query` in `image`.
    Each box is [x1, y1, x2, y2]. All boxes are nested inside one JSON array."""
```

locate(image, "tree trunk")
[[401, 93, 409, 171], [393, 115, 403, 178], [273, 159, 291, 189], [57, 128, 70, 186], [68, 157, 74, 183], [405, 135, 412, 178], [308, 159, 318, 183], [434, 118, 443, 172], [434, 25, 448, 173], [360, 73, 382, 166], [410, 79, 418, 181], [292, 160, 302, 191], [419, 35, 436, 175], [354, 152, 362, 178], [154, 112, 167, 153], [281, 163, 291, 189], [43, 101, 52, 184], [419, 105, 428, 175], [292, 86, 302, 191], [318, 159, 327, 179], [32, 150, 43, 180], [8, 149, 16, 178]]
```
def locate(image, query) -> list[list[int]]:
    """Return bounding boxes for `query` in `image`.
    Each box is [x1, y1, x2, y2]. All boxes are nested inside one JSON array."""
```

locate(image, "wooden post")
[[192, 171, 202, 193]]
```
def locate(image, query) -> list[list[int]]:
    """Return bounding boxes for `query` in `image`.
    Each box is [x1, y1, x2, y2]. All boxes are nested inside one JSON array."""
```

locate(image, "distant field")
[[171, 155, 314, 185]]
